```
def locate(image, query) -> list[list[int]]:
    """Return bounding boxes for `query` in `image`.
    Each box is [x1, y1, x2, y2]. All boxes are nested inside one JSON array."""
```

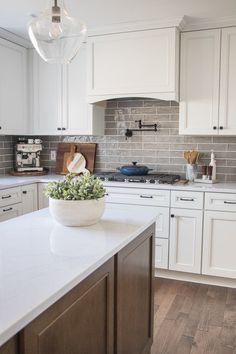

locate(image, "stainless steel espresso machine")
[[15, 138, 43, 172]]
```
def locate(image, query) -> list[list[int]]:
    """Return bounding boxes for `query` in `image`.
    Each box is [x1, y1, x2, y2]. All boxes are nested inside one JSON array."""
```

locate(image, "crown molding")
[[87, 17, 184, 37], [181, 15, 236, 32], [0, 28, 31, 48]]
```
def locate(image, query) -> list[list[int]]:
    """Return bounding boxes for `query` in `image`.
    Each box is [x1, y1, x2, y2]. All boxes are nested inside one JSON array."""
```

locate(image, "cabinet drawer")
[[0, 187, 22, 207], [171, 190, 203, 209], [205, 192, 236, 212], [0, 203, 22, 222], [155, 238, 168, 269], [105, 187, 170, 207]]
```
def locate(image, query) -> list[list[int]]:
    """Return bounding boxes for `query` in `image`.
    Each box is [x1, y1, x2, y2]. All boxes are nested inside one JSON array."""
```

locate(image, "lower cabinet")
[[202, 211, 236, 279], [21, 259, 115, 354], [21, 184, 38, 215], [0, 337, 18, 354], [155, 238, 169, 269], [116, 225, 154, 354], [169, 208, 203, 274], [37, 183, 49, 209], [0, 204, 22, 222]]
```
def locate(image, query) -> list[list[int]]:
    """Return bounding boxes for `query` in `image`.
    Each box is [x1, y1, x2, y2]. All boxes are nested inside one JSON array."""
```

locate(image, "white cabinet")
[[0, 187, 22, 207], [31, 50, 62, 135], [38, 183, 49, 209], [169, 208, 203, 274], [155, 238, 169, 269], [179, 30, 221, 135], [0, 204, 22, 222], [88, 27, 179, 102], [203, 211, 236, 279], [0, 38, 28, 135], [31, 48, 104, 136], [21, 184, 38, 215], [219, 27, 236, 135]]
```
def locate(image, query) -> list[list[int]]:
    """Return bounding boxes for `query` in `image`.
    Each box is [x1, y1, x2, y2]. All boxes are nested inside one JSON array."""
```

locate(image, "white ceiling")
[[1, 0, 236, 39]]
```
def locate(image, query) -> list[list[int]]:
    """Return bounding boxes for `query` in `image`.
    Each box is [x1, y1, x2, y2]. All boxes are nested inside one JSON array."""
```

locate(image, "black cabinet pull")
[[224, 201, 236, 205], [62, 128, 66, 131], [3, 207, 13, 212], [0, 126, 2, 130], [213, 126, 217, 130], [2, 195, 11, 199], [219, 126, 224, 130], [140, 195, 153, 199], [170, 214, 175, 218], [180, 197, 194, 202], [57, 127, 61, 131], [22, 191, 27, 194]]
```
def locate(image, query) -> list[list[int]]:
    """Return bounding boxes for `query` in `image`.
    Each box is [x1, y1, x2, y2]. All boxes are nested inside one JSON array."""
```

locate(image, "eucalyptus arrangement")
[[45, 172, 106, 201], [46, 172, 106, 227]]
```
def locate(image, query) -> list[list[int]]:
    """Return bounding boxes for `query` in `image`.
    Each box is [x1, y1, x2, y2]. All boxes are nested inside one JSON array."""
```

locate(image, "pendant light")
[[28, 0, 87, 64]]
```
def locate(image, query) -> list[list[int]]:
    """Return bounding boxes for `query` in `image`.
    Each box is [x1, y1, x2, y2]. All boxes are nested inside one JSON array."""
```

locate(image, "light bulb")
[[49, 22, 63, 39]]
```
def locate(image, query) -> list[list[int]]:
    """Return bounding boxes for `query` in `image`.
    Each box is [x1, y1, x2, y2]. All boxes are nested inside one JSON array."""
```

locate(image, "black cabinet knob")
[[170, 214, 175, 218], [0, 126, 2, 130], [213, 126, 217, 130], [57, 127, 61, 131], [62, 128, 66, 131], [22, 191, 27, 194], [220, 126, 223, 130]]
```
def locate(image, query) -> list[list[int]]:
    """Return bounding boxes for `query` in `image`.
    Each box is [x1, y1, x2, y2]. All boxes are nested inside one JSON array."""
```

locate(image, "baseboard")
[[155, 269, 236, 288]]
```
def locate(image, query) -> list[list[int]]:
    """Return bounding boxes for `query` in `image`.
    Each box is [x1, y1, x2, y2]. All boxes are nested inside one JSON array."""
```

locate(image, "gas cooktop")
[[94, 172, 181, 185]]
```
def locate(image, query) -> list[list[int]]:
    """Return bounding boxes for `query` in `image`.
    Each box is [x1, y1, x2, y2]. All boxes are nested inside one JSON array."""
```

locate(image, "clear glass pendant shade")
[[28, 0, 87, 64]]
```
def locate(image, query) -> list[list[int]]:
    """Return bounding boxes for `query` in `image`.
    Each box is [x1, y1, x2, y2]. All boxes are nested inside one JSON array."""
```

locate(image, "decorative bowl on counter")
[[49, 197, 105, 227], [45, 172, 106, 227]]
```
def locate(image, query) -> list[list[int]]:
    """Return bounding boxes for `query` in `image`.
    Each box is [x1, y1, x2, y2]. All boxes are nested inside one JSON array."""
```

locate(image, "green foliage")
[[45, 172, 106, 201]]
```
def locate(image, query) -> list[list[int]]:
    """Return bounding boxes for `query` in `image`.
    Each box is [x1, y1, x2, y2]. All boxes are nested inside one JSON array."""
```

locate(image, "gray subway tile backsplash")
[[0, 98, 236, 182]]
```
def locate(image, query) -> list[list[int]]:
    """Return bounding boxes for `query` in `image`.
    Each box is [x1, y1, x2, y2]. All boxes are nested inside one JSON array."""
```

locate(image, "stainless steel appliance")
[[94, 172, 180, 184], [15, 138, 43, 172]]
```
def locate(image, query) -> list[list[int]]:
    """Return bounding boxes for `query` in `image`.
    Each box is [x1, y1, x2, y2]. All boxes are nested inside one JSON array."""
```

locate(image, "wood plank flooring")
[[151, 278, 236, 354]]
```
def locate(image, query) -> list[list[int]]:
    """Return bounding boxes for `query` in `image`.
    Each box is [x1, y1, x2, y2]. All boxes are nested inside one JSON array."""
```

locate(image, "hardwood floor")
[[151, 278, 236, 354]]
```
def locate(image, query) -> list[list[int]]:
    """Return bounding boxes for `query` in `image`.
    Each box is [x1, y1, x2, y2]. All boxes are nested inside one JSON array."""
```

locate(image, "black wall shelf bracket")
[[125, 120, 160, 139]]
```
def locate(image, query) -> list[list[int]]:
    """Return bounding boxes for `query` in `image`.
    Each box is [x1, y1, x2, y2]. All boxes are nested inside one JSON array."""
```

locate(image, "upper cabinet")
[[87, 28, 180, 102], [30, 47, 104, 136], [179, 30, 221, 135], [180, 27, 236, 136], [219, 27, 236, 135], [0, 38, 28, 135]]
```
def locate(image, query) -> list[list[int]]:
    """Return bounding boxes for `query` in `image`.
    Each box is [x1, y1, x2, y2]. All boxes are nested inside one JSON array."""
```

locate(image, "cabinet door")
[[0, 204, 22, 222], [179, 30, 221, 135], [37, 183, 49, 209], [116, 225, 154, 354], [0, 38, 28, 135], [21, 184, 38, 215], [88, 28, 179, 101], [219, 27, 236, 135], [169, 208, 203, 274], [62, 47, 104, 135], [31, 50, 62, 135], [0, 336, 18, 354], [155, 238, 168, 269], [22, 259, 114, 354], [203, 211, 236, 279]]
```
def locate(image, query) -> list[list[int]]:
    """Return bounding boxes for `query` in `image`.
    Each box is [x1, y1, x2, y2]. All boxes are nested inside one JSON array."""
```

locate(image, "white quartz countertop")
[[0, 205, 156, 347], [1, 174, 236, 193]]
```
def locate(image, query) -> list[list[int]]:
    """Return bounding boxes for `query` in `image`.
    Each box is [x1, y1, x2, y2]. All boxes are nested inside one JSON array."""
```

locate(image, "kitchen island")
[[0, 205, 156, 354]]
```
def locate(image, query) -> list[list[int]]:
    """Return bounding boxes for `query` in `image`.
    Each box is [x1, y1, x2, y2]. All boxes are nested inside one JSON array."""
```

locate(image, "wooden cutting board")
[[55, 143, 97, 175]]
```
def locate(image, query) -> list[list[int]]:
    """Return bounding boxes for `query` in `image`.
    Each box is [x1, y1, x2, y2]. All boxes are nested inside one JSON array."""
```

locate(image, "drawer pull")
[[3, 207, 13, 212], [105, 193, 109, 196], [140, 195, 153, 199], [2, 195, 11, 199], [170, 214, 175, 218], [224, 201, 236, 205], [179, 197, 194, 202], [22, 191, 27, 194]]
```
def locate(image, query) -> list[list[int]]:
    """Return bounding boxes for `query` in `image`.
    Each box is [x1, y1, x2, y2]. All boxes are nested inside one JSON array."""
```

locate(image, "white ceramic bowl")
[[49, 197, 105, 227]]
